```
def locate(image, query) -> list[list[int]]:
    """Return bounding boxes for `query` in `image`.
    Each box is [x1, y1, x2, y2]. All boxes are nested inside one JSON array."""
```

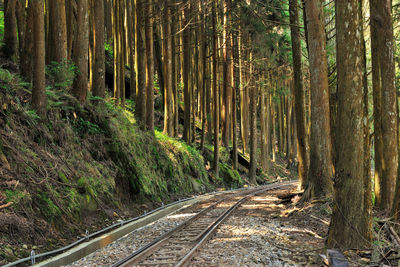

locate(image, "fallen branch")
[[388, 225, 400, 247], [0, 202, 14, 210]]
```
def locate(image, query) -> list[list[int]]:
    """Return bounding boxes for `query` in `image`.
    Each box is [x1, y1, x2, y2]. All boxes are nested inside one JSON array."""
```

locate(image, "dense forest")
[[1, 0, 400, 264]]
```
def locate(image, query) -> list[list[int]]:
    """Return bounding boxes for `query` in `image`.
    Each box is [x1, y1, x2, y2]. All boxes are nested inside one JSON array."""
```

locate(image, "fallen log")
[[277, 191, 303, 204]]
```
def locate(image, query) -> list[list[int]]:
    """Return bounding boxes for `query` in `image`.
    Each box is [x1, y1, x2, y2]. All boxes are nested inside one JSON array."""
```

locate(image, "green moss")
[[58, 172, 69, 183], [37, 192, 62, 221], [5, 189, 26, 204], [220, 163, 243, 188]]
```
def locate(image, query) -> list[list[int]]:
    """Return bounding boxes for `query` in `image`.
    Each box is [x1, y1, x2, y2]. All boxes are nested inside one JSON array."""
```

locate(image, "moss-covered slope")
[[0, 67, 241, 264]]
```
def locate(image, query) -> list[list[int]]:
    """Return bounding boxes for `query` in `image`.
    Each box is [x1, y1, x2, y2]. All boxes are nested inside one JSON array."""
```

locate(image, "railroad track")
[[111, 181, 296, 267]]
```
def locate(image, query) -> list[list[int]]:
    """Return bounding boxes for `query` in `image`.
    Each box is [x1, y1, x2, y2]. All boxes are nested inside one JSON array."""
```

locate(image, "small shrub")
[[46, 60, 78, 90]]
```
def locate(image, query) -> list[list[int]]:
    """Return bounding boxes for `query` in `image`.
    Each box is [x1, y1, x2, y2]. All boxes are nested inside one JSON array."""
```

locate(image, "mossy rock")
[[220, 163, 243, 188]]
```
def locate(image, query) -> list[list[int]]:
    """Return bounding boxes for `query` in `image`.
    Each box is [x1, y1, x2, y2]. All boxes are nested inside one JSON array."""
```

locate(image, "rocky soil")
[[64, 184, 336, 267]]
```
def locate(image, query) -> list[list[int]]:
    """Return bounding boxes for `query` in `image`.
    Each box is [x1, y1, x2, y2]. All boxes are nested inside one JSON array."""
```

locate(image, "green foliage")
[[46, 60, 78, 90], [75, 117, 104, 135], [24, 110, 41, 125], [0, 11, 4, 42], [220, 163, 243, 188], [4, 189, 26, 204], [0, 68, 13, 83], [36, 191, 62, 221], [104, 42, 113, 56], [371, 191, 376, 206]]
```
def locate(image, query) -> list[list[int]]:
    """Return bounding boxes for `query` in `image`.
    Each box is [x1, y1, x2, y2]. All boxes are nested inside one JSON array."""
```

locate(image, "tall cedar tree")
[[20, 0, 33, 81], [328, 0, 372, 249], [72, 0, 89, 104], [163, 0, 174, 136], [135, 0, 146, 124], [31, 0, 46, 116], [183, 1, 192, 144], [304, 0, 334, 199], [212, 1, 219, 178], [93, 0, 106, 98], [370, 0, 398, 211], [47, 0, 67, 63], [289, 0, 309, 189], [3, 0, 17, 61], [145, 0, 155, 131]]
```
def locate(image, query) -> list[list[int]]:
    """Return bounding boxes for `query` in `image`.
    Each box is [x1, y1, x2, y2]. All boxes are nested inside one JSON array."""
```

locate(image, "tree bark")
[[304, 0, 334, 199], [370, 0, 398, 211], [145, 0, 154, 131], [212, 1, 219, 179], [289, 0, 309, 189], [183, 1, 191, 143], [20, 0, 33, 81], [222, 0, 231, 148], [249, 51, 257, 184], [31, 0, 46, 116], [162, 0, 173, 136], [135, 0, 146, 123], [72, 0, 89, 104], [360, 0, 373, 233], [92, 0, 105, 98], [232, 23, 239, 170], [48, 0, 68, 63], [328, 0, 372, 249], [3, 0, 17, 61]]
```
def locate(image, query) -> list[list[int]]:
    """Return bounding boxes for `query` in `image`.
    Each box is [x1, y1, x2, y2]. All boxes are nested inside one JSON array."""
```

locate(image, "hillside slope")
[[0, 66, 244, 264]]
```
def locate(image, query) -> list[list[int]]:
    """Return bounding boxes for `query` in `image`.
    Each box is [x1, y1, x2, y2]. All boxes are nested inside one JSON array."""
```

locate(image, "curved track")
[[112, 181, 296, 267]]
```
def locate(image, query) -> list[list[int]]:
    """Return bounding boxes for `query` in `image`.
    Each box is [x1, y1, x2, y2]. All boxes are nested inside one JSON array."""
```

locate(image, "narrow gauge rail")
[[111, 181, 296, 267]]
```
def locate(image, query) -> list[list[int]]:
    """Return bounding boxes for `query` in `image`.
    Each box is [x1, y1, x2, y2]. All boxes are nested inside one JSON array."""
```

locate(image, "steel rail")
[[114, 181, 296, 267], [175, 182, 295, 267]]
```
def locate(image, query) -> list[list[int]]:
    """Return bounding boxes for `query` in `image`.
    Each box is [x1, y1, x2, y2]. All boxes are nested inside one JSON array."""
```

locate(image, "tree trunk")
[[171, 0, 178, 136], [260, 88, 267, 171], [15, 0, 26, 67], [328, 0, 373, 249], [3, 0, 17, 61], [290, 0, 309, 189], [48, 0, 68, 63], [135, 0, 146, 123], [183, 1, 191, 143], [212, 1, 219, 179], [112, 0, 119, 103], [127, 0, 135, 100], [360, 0, 373, 233], [145, 0, 154, 131], [222, 0, 231, 148], [20, 0, 33, 81], [232, 24, 239, 170], [66, 0, 75, 60], [370, 0, 398, 211], [304, 0, 334, 199], [270, 91, 276, 162], [92, 0, 105, 98], [72, 0, 89, 104], [162, 0, 173, 136], [249, 83, 257, 184], [118, 0, 125, 106], [31, 0, 46, 116]]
